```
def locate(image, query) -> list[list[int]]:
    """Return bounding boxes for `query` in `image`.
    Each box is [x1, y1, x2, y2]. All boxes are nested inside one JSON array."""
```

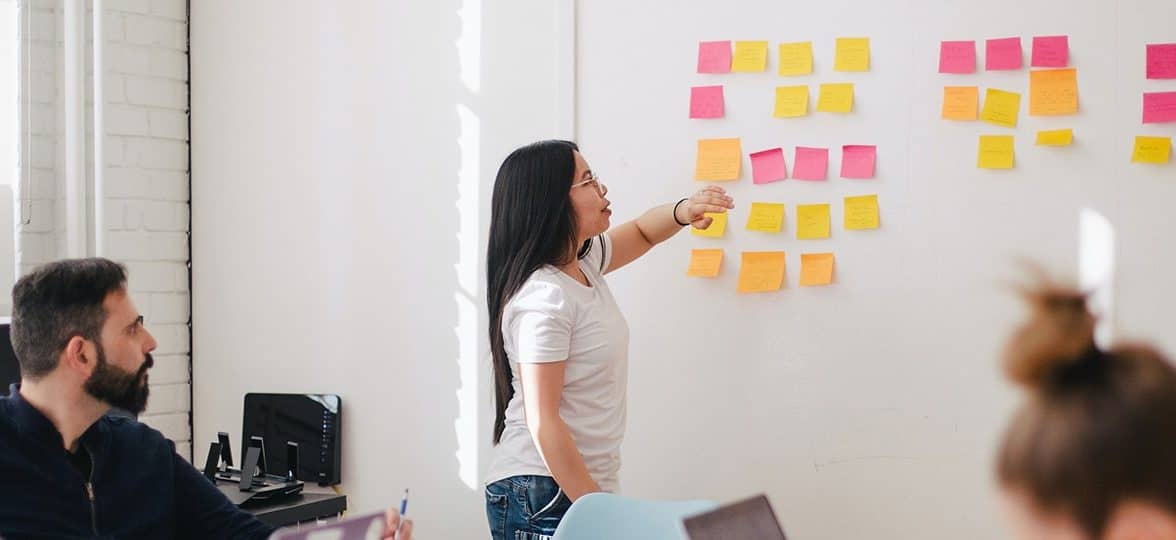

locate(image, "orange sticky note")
[[981, 88, 1021, 128], [691, 212, 728, 238], [796, 204, 831, 239], [732, 41, 769, 72], [687, 249, 724, 278], [695, 138, 742, 181], [737, 251, 786, 293], [799, 253, 835, 286], [1029, 68, 1078, 116], [942, 86, 979, 120]]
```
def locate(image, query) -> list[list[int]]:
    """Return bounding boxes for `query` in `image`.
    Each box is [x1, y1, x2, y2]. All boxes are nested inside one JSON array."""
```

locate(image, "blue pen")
[[395, 489, 409, 534]]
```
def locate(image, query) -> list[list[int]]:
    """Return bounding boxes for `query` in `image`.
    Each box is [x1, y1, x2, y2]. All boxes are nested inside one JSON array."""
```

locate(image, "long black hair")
[[487, 140, 591, 444]]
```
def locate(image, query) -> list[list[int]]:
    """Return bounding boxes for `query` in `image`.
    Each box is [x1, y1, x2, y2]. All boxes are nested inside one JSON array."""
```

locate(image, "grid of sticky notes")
[[689, 38, 879, 291], [691, 39, 869, 120], [936, 35, 1082, 170], [1135, 43, 1176, 165]]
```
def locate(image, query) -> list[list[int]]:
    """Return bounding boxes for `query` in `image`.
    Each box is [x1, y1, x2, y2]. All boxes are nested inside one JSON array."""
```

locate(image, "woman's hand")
[[675, 186, 735, 229]]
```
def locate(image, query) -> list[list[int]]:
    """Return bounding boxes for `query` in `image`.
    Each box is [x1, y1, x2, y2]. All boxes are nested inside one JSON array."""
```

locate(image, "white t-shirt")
[[486, 235, 630, 493]]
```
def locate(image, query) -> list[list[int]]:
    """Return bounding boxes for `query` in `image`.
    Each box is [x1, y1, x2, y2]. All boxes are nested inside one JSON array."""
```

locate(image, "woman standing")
[[484, 140, 733, 539]]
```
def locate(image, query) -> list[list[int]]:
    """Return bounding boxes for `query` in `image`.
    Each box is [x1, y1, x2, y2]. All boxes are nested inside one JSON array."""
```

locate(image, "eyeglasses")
[[571, 173, 607, 197]]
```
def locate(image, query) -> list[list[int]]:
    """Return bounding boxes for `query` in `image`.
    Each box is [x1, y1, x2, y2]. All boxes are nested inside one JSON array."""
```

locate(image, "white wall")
[[1, 0, 16, 315], [577, 1, 1176, 539], [190, 1, 567, 537], [12, 0, 191, 447]]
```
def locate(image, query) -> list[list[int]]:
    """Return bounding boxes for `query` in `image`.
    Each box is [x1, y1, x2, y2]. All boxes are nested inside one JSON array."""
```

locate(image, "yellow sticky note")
[[1036, 129, 1074, 146], [746, 202, 786, 233], [834, 37, 870, 72], [799, 253, 835, 286], [942, 86, 979, 121], [695, 138, 742, 181], [1132, 136, 1172, 164], [978, 135, 1015, 169], [981, 88, 1021, 128], [796, 204, 831, 240], [732, 41, 769, 72], [691, 212, 728, 238], [778, 42, 813, 76], [687, 249, 724, 278], [816, 83, 854, 113], [844, 194, 879, 230], [737, 251, 786, 293], [1029, 68, 1078, 116], [774, 86, 809, 118]]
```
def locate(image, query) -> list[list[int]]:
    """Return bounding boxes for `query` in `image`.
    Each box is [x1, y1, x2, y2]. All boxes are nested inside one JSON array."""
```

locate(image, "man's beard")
[[83, 344, 153, 415]]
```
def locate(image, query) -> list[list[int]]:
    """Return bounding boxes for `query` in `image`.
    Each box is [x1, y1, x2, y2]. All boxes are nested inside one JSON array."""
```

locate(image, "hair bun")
[[1004, 285, 1097, 390]]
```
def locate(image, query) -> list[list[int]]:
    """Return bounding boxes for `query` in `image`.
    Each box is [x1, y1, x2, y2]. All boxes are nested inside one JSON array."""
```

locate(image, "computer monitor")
[[242, 393, 342, 485], [1, 322, 19, 395], [682, 494, 788, 540]]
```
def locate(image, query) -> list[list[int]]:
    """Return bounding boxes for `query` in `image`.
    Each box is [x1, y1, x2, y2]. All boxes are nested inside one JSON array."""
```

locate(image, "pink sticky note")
[[840, 145, 877, 179], [792, 147, 829, 181], [1031, 36, 1069, 67], [986, 37, 1023, 71], [697, 41, 732, 74], [1147, 43, 1176, 80], [750, 148, 787, 184], [689, 86, 724, 119], [939, 41, 976, 74], [1143, 91, 1176, 124]]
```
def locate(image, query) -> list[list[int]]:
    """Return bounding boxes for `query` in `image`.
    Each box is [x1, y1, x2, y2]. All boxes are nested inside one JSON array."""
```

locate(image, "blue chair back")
[[551, 493, 718, 540]]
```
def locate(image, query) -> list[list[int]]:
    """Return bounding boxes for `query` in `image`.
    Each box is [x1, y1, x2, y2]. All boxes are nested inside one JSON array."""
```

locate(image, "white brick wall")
[[16, 0, 191, 454]]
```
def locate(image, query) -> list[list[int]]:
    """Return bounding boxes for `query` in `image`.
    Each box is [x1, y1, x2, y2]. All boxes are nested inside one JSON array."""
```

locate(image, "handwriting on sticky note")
[[978, 135, 1015, 169], [774, 86, 809, 118], [799, 253, 835, 286], [986, 37, 1023, 71], [692, 212, 728, 238], [834, 37, 870, 72], [1132, 136, 1172, 164], [1146, 43, 1176, 80], [939, 41, 976, 73], [1036, 129, 1073, 146], [732, 41, 769, 72], [843, 195, 879, 230], [695, 138, 742, 181], [1031, 36, 1069, 68], [778, 42, 813, 76], [689, 86, 724, 119], [793, 147, 829, 180], [840, 145, 876, 179], [796, 204, 831, 240], [1029, 69, 1078, 116], [737, 252, 786, 293], [817, 83, 854, 113], [942, 86, 979, 120], [746, 202, 786, 232], [981, 88, 1021, 127], [687, 249, 724, 278], [1143, 91, 1176, 124], [697, 41, 732, 74], [750, 148, 787, 184]]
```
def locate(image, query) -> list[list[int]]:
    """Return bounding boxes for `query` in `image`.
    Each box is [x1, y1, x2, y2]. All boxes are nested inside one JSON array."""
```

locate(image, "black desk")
[[244, 490, 348, 528]]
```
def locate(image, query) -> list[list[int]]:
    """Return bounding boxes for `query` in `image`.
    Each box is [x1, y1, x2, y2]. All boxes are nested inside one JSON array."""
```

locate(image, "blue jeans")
[[485, 475, 572, 540]]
